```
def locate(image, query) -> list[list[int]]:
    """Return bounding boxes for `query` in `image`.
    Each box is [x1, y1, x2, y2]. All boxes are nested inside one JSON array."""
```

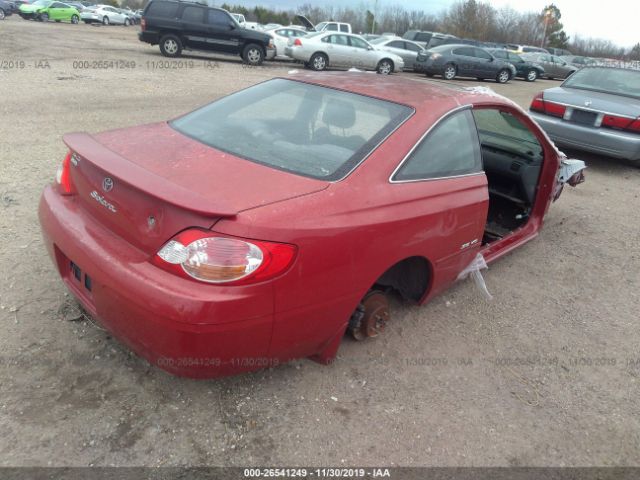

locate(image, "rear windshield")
[[562, 68, 640, 99], [171, 78, 413, 181]]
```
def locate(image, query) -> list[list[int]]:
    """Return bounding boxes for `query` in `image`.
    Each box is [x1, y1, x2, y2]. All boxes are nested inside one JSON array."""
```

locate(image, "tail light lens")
[[55, 151, 75, 195], [293, 38, 302, 46], [602, 114, 640, 134], [154, 229, 297, 285], [529, 92, 566, 118], [140, 18, 145, 30]]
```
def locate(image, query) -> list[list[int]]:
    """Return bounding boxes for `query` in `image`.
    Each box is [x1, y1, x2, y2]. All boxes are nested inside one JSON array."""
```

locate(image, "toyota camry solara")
[[38, 73, 585, 378]]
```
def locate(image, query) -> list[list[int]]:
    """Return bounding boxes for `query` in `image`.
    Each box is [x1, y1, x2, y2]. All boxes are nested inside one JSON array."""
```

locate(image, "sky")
[[250, 0, 639, 48]]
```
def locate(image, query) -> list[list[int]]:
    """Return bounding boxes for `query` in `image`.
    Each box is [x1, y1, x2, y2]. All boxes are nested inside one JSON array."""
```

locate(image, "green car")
[[19, 0, 80, 23]]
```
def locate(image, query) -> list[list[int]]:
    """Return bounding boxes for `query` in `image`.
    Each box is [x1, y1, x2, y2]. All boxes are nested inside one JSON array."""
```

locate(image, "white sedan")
[[81, 4, 131, 25], [285, 32, 404, 74], [265, 26, 308, 58]]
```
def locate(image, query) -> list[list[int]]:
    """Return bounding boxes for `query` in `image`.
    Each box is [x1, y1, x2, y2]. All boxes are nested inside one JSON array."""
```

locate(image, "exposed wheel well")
[[374, 256, 432, 303]]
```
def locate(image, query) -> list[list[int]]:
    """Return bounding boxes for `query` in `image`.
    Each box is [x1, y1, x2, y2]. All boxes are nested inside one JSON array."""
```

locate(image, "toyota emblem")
[[102, 177, 114, 192]]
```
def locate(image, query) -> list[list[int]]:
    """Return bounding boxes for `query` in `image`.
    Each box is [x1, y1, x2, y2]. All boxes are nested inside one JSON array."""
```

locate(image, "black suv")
[[139, 0, 275, 65]]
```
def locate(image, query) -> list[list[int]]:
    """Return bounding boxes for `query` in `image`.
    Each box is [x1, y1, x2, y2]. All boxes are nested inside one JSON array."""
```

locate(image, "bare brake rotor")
[[348, 290, 390, 341]]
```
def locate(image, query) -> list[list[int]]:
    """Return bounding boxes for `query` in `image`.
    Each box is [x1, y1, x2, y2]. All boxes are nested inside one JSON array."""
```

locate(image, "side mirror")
[[228, 21, 236, 30]]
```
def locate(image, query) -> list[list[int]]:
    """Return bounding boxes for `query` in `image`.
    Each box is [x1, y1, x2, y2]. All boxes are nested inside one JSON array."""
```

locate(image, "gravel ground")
[[1, 17, 639, 467]]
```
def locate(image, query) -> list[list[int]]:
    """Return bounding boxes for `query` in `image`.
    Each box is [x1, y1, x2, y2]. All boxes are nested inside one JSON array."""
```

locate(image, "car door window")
[[329, 35, 349, 46], [207, 9, 228, 26], [405, 42, 421, 52], [393, 109, 481, 181], [492, 51, 506, 59], [508, 53, 523, 63], [349, 36, 369, 49], [453, 47, 474, 57], [340, 24, 349, 32], [474, 48, 492, 60], [473, 108, 541, 154], [182, 6, 204, 23], [326, 23, 338, 31], [387, 40, 405, 49]]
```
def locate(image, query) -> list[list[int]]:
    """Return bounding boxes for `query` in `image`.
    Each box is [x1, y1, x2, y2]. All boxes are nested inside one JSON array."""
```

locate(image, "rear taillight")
[[293, 38, 302, 47], [529, 92, 566, 118], [602, 114, 640, 134], [140, 18, 145, 30], [55, 151, 75, 195], [153, 229, 297, 285]]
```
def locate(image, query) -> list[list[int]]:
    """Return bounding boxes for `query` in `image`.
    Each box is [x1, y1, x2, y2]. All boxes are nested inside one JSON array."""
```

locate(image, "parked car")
[[520, 52, 577, 79], [81, 4, 130, 25], [38, 73, 585, 377], [19, 0, 79, 22], [529, 67, 640, 162], [402, 30, 458, 49], [65, 0, 83, 11], [286, 32, 404, 74], [487, 48, 545, 82], [116, 7, 136, 24], [416, 44, 515, 83], [368, 36, 426, 70], [0, 0, 16, 19], [560, 55, 597, 68], [265, 26, 307, 58], [139, 0, 275, 64], [295, 14, 351, 33]]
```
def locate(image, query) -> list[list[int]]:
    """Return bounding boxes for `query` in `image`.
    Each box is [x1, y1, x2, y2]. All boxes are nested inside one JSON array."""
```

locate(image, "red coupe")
[[38, 73, 585, 378]]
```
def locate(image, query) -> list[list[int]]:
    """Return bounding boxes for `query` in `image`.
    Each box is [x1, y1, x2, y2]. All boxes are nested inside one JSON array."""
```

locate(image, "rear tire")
[[525, 69, 538, 82], [159, 34, 182, 57], [309, 52, 328, 71], [0, 8, 5, 20], [124, 18, 130, 26], [71, 14, 79, 24], [102, 15, 109, 25], [242, 43, 264, 66], [442, 63, 456, 80], [376, 58, 393, 75], [39, 12, 49, 21], [496, 69, 510, 84]]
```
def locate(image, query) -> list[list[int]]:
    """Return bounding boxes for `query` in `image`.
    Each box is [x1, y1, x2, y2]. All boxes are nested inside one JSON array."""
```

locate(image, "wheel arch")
[[372, 255, 433, 303]]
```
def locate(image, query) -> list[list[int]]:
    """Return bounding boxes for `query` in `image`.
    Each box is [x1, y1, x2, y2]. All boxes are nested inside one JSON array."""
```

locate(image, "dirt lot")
[[1, 17, 639, 468]]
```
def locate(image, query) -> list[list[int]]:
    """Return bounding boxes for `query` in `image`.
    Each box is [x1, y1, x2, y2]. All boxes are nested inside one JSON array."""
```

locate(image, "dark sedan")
[[415, 44, 515, 83], [488, 49, 545, 82]]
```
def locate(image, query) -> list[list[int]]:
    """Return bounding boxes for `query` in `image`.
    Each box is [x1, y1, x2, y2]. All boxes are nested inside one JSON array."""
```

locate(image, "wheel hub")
[[348, 291, 390, 341]]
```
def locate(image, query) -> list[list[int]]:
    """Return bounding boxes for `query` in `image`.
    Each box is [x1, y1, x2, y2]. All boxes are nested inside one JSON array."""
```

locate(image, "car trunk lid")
[[63, 123, 328, 254]]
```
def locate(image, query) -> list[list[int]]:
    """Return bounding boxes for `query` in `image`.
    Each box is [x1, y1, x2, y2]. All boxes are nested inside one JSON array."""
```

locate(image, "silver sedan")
[[368, 36, 426, 70], [529, 67, 640, 162], [285, 32, 404, 74]]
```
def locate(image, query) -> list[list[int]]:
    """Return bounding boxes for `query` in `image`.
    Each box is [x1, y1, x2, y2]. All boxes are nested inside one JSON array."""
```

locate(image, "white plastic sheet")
[[457, 253, 493, 300]]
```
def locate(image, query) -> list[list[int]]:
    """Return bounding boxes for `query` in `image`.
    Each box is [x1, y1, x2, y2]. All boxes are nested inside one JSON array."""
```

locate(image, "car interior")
[[472, 109, 544, 244]]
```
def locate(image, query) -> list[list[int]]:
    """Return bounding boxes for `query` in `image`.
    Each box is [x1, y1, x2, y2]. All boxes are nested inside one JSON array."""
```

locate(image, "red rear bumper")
[[38, 185, 276, 378]]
